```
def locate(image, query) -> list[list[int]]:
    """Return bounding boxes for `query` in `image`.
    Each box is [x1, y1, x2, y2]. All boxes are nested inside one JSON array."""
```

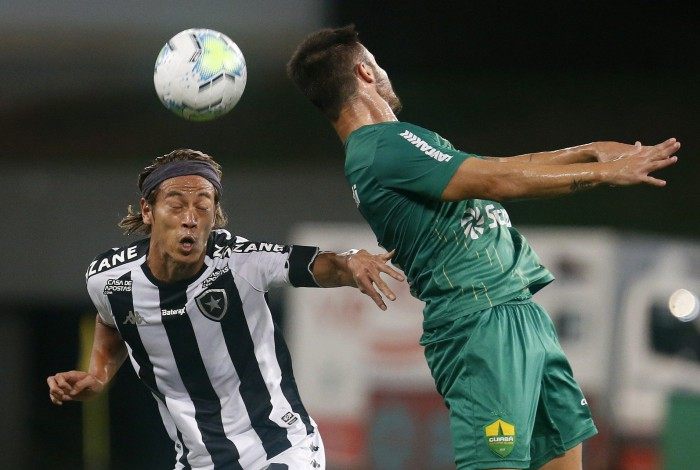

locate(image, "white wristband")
[[341, 249, 360, 262]]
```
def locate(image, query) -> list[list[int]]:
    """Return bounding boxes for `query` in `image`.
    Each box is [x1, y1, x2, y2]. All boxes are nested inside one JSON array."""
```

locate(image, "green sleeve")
[[371, 126, 472, 200]]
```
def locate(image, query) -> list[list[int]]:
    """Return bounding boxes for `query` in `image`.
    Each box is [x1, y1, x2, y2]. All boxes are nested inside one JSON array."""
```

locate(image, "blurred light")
[[668, 288, 699, 322]]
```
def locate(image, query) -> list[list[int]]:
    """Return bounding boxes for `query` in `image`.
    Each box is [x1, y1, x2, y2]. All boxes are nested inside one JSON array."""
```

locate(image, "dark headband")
[[140, 161, 222, 199]]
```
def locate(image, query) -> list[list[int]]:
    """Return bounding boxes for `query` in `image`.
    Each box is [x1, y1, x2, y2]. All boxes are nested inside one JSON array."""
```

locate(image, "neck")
[[147, 240, 205, 284], [333, 91, 397, 142]]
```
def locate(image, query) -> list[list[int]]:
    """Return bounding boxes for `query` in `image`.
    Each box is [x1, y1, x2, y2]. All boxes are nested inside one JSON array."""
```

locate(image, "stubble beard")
[[378, 79, 402, 114]]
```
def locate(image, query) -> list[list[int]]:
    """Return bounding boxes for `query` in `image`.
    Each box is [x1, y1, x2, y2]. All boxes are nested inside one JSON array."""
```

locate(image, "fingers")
[[358, 266, 396, 309], [625, 138, 678, 159], [609, 137, 679, 187], [372, 274, 397, 302], [377, 251, 405, 281], [50, 394, 63, 406], [377, 263, 405, 282], [49, 384, 65, 405], [647, 156, 678, 173], [660, 139, 680, 153], [652, 137, 676, 148], [643, 176, 667, 187], [54, 374, 73, 393], [358, 278, 388, 310], [47, 370, 90, 405], [71, 375, 96, 396], [641, 155, 677, 186], [350, 250, 408, 310], [633, 138, 680, 164], [369, 253, 405, 301], [654, 155, 678, 169], [355, 267, 398, 310], [47, 375, 73, 405], [47, 376, 62, 404], [653, 138, 680, 156], [62, 370, 88, 383]]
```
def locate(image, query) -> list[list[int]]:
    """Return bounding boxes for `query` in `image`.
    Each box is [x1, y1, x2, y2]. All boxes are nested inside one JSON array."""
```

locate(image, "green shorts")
[[421, 299, 597, 469]]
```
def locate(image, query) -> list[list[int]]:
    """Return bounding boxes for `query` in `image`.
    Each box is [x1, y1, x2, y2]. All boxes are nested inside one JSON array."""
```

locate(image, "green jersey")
[[344, 121, 554, 329]]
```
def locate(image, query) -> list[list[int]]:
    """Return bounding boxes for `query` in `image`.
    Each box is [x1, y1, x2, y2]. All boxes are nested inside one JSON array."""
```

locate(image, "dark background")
[[3, 2, 698, 237], [2, 1, 698, 468], [341, 1, 699, 236]]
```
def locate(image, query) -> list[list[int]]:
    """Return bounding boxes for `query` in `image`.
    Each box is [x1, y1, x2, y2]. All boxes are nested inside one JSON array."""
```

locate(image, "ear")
[[356, 62, 375, 84], [140, 197, 153, 226]]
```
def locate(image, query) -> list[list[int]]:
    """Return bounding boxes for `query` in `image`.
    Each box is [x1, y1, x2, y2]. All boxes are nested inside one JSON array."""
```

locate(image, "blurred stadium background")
[[1, 1, 698, 469]]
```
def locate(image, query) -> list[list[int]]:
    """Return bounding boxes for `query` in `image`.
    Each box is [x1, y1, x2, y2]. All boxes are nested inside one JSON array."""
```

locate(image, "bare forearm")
[[486, 143, 597, 165], [442, 159, 607, 201], [491, 162, 603, 199], [444, 137, 680, 201], [88, 317, 128, 384]]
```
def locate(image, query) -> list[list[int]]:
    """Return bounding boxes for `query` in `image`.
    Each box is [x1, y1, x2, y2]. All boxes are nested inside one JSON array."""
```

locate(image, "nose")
[[181, 207, 198, 229]]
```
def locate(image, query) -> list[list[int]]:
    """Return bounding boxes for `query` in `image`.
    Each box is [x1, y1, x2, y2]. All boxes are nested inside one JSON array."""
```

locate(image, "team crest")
[[484, 418, 516, 458], [195, 289, 228, 321]]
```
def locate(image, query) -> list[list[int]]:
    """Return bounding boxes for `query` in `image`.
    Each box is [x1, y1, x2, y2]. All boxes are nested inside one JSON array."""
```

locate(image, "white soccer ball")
[[154, 28, 247, 121]]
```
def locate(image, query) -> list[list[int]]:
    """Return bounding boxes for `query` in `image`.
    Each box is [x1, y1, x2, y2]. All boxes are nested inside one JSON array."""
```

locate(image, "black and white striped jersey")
[[86, 229, 321, 470]]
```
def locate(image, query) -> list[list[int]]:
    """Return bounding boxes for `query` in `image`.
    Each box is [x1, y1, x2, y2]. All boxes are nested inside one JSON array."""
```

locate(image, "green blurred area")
[[663, 392, 700, 469]]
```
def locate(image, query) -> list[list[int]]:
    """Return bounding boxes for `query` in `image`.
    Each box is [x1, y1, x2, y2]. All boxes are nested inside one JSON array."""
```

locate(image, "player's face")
[[365, 49, 402, 114], [146, 175, 216, 266]]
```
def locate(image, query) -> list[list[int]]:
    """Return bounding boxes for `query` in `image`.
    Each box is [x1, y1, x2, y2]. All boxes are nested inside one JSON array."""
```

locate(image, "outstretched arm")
[[486, 140, 652, 165], [312, 250, 405, 311], [485, 143, 597, 164], [442, 138, 680, 201], [47, 315, 127, 405]]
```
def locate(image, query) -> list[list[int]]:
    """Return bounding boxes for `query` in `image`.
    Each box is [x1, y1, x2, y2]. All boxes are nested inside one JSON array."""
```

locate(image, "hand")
[[347, 249, 405, 310], [602, 137, 679, 187], [47, 370, 105, 405], [594, 140, 646, 163]]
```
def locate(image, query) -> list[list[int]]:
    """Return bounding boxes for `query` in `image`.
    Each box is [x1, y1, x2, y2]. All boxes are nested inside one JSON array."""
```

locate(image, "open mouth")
[[179, 235, 196, 252]]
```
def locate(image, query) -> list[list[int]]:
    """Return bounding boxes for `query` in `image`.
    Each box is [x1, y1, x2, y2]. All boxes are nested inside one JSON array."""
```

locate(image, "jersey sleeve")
[[231, 242, 321, 290], [86, 276, 117, 328], [372, 127, 473, 199]]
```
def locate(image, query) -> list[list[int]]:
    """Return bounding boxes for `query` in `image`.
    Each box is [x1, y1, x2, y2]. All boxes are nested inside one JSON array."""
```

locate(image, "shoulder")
[[383, 122, 461, 165], [207, 229, 300, 290], [208, 229, 289, 261], [85, 238, 149, 281], [371, 122, 443, 155], [391, 122, 445, 147]]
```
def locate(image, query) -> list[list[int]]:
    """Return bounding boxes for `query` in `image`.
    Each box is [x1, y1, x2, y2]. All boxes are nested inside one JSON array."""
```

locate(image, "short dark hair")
[[118, 149, 228, 235], [287, 24, 365, 121]]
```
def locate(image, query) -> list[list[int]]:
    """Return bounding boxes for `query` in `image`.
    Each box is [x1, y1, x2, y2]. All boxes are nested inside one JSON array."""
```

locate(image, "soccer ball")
[[154, 28, 247, 121]]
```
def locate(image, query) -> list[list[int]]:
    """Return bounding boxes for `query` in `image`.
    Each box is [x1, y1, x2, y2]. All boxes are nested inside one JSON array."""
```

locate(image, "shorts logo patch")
[[484, 418, 515, 458]]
